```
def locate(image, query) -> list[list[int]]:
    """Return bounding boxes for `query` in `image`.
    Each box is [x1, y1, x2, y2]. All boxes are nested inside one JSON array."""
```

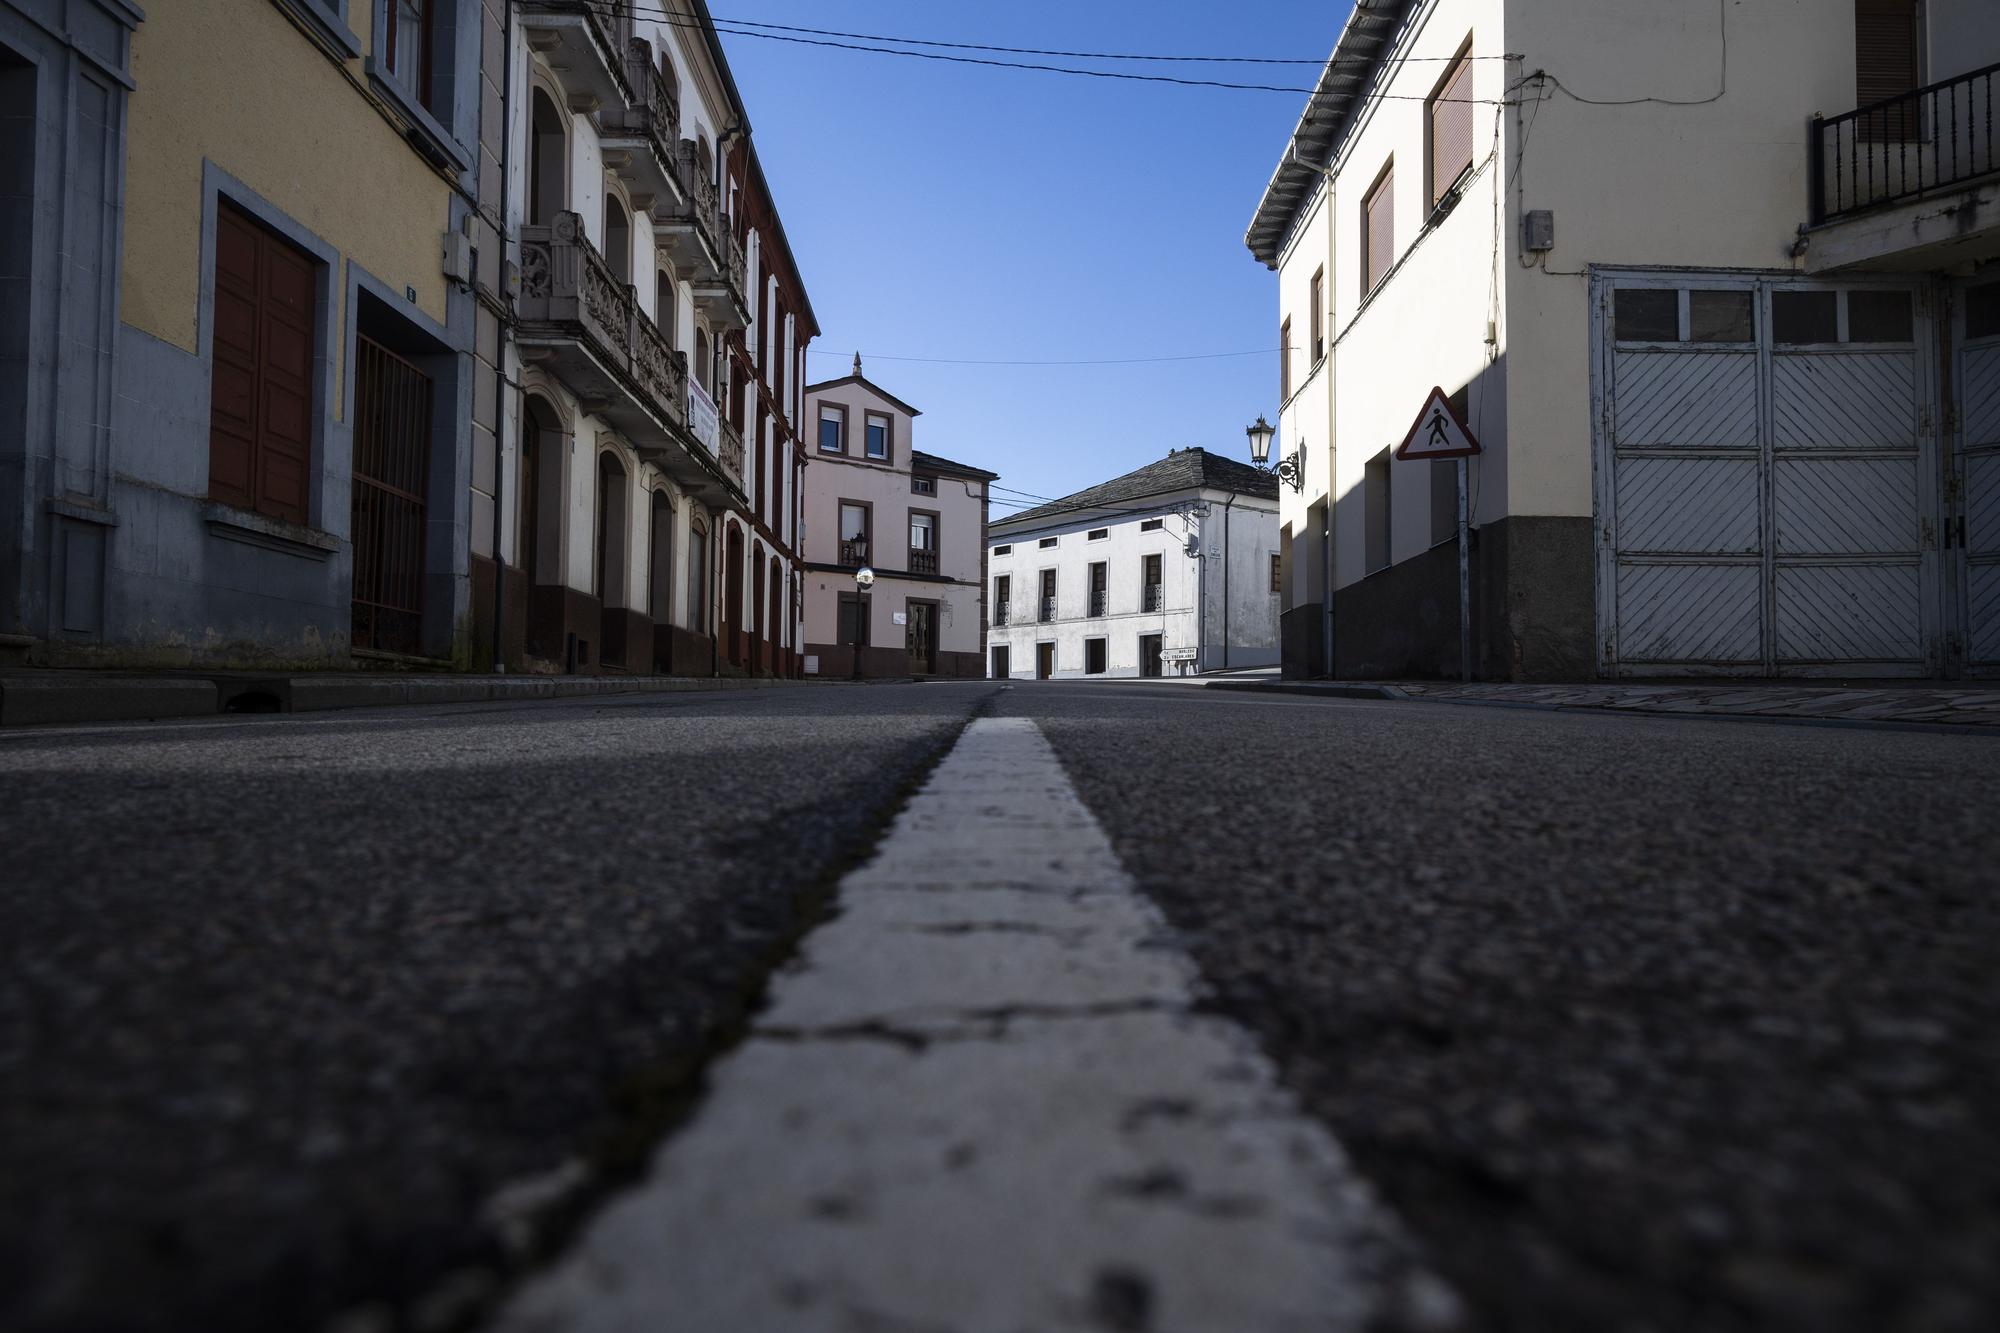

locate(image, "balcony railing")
[[840, 539, 870, 567], [909, 547, 938, 576], [1089, 590, 1108, 616], [517, 211, 687, 432], [1812, 61, 1999, 224], [660, 140, 748, 315], [1143, 584, 1163, 611], [993, 599, 1010, 626], [717, 417, 745, 481], [519, 1, 630, 106], [1039, 596, 1056, 623], [599, 38, 684, 199]]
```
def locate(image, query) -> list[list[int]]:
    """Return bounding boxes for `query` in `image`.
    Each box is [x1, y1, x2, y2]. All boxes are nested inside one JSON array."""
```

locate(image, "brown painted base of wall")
[[653, 625, 715, 676], [469, 554, 530, 670], [597, 607, 652, 673], [1312, 515, 1592, 683], [528, 584, 604, 673], [800, 644, 986, 680]]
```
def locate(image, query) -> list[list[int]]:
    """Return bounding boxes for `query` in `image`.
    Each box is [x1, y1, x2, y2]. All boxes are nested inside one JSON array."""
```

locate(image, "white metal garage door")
[[1954, 277, 2000, 675], [1594, 273, 1939, 677]]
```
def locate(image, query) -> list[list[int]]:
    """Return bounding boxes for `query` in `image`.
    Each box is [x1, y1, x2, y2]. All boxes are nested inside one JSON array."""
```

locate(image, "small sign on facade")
[[892, 612, 908, 626], [804, 655, 819, 675], [1394, 386, 1482, 460]]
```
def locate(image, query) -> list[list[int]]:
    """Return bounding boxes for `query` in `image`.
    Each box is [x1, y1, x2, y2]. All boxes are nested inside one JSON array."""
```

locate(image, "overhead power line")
[[603, 4, 1513, 100], [806, 347, 1278, 368]]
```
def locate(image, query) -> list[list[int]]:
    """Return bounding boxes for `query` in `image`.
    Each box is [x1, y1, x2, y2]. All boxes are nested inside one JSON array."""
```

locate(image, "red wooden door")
[[209, 202, 314, 524]]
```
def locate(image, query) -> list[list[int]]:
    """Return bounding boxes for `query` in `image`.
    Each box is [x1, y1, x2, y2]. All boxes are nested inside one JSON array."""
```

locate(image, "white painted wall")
[[986, 485, 1278, 679]]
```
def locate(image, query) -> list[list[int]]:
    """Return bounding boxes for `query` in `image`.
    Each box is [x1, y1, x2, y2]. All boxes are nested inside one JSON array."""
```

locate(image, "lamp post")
[[851, 565, 875, 680], [1245, 415, 1304, 493]]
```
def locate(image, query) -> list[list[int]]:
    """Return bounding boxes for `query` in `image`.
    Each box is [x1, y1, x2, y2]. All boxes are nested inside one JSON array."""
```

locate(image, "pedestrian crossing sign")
[[1394, 386, 1481, 460]]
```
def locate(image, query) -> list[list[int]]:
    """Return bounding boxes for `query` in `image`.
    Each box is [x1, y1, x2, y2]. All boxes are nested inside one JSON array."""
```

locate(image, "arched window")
[[697, 132, 713, 186], [529, 89, 566, 226], [658, 48, 679, 109], [603, 194, 631, 284], [596, 451, 629, 608], [519, 395, 563, 586], [694, 326, 711, 391]]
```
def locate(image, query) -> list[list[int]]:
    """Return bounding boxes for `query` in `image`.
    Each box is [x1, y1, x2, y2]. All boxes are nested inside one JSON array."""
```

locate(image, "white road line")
[[493, 717, 1460, 1333]]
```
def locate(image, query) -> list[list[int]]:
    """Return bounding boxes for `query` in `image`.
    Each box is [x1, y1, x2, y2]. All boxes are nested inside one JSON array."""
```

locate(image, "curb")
[[1198, 680, 1404, 702], [0, 672, 837, 728]]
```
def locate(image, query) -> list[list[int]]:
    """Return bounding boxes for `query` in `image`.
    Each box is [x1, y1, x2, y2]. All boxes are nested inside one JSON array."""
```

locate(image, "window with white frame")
[[864, 411, 891, 460], [818, 402, 847, 453]]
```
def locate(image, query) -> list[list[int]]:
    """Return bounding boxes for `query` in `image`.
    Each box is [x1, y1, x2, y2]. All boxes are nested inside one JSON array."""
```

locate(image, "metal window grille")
[[350, 336, 432, 654]]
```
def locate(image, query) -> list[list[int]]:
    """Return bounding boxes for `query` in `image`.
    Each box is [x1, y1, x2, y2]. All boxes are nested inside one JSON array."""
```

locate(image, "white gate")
[[1954, 277, 2000, 674], [1594, 272, 1939, 676]]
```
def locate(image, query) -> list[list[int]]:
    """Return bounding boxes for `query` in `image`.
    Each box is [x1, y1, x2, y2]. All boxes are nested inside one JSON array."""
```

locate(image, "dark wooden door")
[[1140, 634, 1163, 678], [905, 601, 935, 675], [1036, 642, 1054, 679], [210, 201, 314, 524], [992, 645, 1009, 679], [350, 336, 432, 654]]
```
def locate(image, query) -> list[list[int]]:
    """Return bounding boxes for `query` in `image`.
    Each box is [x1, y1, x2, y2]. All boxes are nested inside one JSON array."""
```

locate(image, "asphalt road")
[[4, 680, 1997, 1332]]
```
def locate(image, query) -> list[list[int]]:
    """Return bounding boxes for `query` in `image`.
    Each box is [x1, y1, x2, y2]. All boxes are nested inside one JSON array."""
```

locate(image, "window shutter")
[[1364, 167, 1395, 293], [1430, 56, 1474, 205], [209, 202, 314, 525], [1855, 0, 1919, 108]]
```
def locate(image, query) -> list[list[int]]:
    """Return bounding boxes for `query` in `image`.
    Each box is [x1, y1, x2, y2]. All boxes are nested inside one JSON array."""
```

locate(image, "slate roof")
[[910, 449, 998, 481], [993, 448, 1277, 530]]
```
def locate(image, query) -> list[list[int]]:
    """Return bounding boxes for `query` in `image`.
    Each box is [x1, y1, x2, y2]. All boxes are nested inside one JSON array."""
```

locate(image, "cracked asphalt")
[[4, 679, 1998, 1332]]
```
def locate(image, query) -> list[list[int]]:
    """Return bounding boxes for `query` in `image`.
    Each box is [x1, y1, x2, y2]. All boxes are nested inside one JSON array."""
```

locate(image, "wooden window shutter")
[[1430, 54, 1474, 205], [209, 201, 314, 525], [1364, 165, 1395, 293], [1855, 0, 1920, 108]]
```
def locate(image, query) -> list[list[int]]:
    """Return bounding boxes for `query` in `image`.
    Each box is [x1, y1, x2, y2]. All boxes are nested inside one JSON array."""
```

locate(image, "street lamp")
[[851, 565, 875, 680], [1245, 415, 1304, 493]]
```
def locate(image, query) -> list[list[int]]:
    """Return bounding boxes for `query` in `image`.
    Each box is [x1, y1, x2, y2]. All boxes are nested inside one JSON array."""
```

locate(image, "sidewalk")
[[0, 668, 832, 727], [1205, 676, 2000, 730]]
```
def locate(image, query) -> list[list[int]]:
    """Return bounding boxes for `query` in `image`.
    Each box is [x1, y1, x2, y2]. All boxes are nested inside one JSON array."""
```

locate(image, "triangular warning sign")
[[1395, 386, 1481, 460]]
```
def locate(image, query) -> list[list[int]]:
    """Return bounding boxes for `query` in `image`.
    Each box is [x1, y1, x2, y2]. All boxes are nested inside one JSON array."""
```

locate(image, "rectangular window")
[[1690, 290, 1754, 343], [1039, 536, 1058, 549], [1310, 268, 1325, 362], [1774, 290, 1839, 345], [1087, 527, 1108, 541], [1365, 447, 1392, 573], [839, 500, 870, 566], [818, 402, 847, 453], [1039, 568, 1057, 622], [1088, 561, 1107, 616], [1279, 317, 1292, 400], [1270, 551, 1282, 594], [383, 0, 435, 108], [994, 574, 1011, 626], [1142, 552, 1163, 611], [993, 543, 1012, 556], [837, 592, 871, 647], [1362, 162, 1394, 295], [1966, 281, 2000, 341], [209, 200, 316, 525], [864, 411, 890, 459], [909, 511, 938, 575], [912, 474, 937, 495], [1084, 638, 1107, 675], [1848, 289, 1914, 343], [1278, 523, 1292, 603], [1140, 517, 1163, 533], [1428, 46, 1474, 208], [1614, 288, 1679, 342]]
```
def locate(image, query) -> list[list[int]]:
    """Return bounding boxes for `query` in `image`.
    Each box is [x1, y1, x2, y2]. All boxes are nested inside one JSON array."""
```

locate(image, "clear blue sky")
[[713, 2, 1347, 517]]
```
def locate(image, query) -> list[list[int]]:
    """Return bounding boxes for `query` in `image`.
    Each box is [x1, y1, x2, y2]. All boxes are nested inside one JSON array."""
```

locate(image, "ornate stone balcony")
[[516, 213, 747, 492], [518, 1, 630, 109], [657, 139, 750, 329], [600, 38, 686, 208], [717, 417, 745, 481]]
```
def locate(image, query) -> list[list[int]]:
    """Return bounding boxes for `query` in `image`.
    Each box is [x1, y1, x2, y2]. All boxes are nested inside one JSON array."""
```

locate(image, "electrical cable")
[[1537, 0, 1726, 107], [806, 347, 1279, 367]]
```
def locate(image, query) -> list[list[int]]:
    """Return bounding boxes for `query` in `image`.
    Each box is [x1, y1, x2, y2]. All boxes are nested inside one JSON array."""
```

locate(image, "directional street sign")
[[1394, 385, 1482, 460]]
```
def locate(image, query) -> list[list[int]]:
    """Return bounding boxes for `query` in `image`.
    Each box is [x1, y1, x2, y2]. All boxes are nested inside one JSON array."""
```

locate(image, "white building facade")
[[1251, 0, 2000, 680], [801, 366, 997, 677], [473, 0, 817, 676], [987, 449, 1279, 680]]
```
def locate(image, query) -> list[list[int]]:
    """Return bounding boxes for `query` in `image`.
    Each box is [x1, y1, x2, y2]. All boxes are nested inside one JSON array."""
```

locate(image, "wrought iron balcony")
[[1039, 596, 1056, 623], [518, 212, 713, 482], [909, 548, 939, 576], [1142, 584, 1163, 611], [993, 599, 1010, 626], [599, 39, 686, 207], [1812, 61, 1999, 224], [839, 538, 870, 567], [518, 1, 630, 109], [1089, 591, 1108, 616], [657, 139, 750, 329]]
